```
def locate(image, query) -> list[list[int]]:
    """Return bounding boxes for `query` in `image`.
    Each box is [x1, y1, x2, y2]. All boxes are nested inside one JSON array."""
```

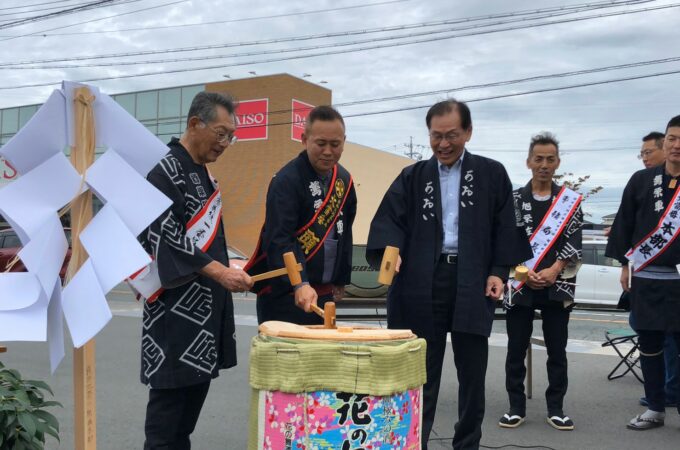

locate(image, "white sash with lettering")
[[512, 187, 582, 290], [626, 187, 680, 272], [128, 186, 222, 302]]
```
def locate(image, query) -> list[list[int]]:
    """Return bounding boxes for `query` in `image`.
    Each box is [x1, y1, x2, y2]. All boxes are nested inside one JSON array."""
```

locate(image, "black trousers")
[[504, 292, 570, 417], [637, 330, 680, 414], [144, 381, 211, 450], [422, 258, 488, 450]]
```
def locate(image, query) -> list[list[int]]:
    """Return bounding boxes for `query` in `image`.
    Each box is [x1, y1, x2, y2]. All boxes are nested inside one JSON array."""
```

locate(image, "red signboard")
[[234, 98, 268, 141], [291, 99, 315, 142]]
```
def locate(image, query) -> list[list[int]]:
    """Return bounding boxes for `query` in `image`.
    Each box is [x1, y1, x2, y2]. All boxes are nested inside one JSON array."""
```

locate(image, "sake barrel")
[[248, 321, 427, 449]]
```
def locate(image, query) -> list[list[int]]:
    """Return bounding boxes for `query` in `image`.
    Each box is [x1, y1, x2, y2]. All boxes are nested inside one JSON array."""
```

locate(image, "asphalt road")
[[1, 288, 678, 450]]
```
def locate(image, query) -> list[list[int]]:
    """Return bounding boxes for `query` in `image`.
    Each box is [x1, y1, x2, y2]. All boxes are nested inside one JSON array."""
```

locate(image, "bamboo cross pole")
[[67, 87, 97, 450]]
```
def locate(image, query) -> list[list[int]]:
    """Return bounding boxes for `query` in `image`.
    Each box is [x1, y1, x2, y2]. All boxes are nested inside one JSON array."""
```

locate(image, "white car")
[[574, 235, 622, 306]]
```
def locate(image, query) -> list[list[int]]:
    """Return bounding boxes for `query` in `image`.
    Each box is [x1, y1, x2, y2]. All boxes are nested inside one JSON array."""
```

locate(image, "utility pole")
[[403, 136, 427, 161]]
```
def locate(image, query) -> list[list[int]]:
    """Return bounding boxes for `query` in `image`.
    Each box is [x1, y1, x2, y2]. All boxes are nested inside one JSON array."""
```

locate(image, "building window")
[[114, 93, 136, 116], [18, 105, 38, 128], [159, 88, 181, 120], [136, 91, 158, 122], [1, 108, 19, 135]]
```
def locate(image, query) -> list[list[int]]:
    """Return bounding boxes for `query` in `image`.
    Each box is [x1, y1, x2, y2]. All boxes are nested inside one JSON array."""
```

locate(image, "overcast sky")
[[1, 0, 679, 221]]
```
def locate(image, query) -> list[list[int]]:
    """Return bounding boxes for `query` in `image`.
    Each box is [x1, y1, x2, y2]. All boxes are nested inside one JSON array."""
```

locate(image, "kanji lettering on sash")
[[671, 210, 678, 219], [662, 222, 675, 236], [531, 242, 540, 253], [313, 198, 323, 210], [655, 200, 664, 212], [462, 185, 473, 197], [654, 175, 663, 186], [298, 229, 320, 255], [423, 198, 434, 209], [424, 181, 434, 194], [522, 202, 532, 211], [674, 202, 680, 211], [525, 226, 533, 235], [523, 214, 533, 224], [543, 226, 552, 235], [551, 210, 562, 220], [337, 219, 344, 235], [639, 243, 653, 258], [464, 170, 474, 183], [649, 234, 668, 249]]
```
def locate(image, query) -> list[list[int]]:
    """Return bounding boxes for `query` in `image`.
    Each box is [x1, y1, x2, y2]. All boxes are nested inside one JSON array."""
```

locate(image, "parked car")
[[0, 228, 72, 280], [227, 245, 250, 270], [346, 236, 624, 307], [575, 237, 622, 306]]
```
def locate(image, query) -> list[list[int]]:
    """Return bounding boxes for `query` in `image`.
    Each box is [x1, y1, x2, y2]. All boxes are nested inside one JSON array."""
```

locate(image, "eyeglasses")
[[202, 121, 237, 145], [429, 131, 462, 144], [637, 148, 660, 159]]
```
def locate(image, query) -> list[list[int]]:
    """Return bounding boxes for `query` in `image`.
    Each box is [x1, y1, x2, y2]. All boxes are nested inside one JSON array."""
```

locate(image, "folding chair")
[[601, 328, 644, 383]]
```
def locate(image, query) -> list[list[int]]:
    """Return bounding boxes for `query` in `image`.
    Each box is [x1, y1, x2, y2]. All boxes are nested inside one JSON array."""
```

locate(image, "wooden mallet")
[[250, 251, 302, 284], [311, 302, 336, 329], [378, 246, 400, 285], [514, 265, 529, 283]]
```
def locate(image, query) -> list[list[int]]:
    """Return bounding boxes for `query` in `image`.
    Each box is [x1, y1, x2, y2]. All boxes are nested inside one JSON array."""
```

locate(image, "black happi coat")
[[139, 138, 236, 389], [366, 152, 532, 339], [254, 151, 357, 300], [511, 182, 583, 307], [606, 165, 680, 331]]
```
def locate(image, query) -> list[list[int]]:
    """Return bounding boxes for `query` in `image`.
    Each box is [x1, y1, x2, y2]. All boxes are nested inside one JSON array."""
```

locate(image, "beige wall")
[[341, 142, 414, 244]]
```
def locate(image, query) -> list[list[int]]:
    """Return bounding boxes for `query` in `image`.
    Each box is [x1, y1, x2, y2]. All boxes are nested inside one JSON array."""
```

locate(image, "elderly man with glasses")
[[134, 91, 252, 449]]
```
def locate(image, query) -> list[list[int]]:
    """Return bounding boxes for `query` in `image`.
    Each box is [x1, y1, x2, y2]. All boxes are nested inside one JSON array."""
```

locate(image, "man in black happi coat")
[[607, 115, 680, 431], [139, 92, 253, 449], [366, 99, 532, 449], [248, 105, 357, 325], [499, 132, 583, 431]]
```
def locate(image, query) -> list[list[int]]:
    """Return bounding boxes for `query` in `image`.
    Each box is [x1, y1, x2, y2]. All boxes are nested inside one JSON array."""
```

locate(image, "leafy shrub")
[[0, 361, 61, 450]]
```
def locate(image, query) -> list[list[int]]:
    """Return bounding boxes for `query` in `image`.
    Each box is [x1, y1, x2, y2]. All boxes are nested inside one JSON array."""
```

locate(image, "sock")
[[639, 409, 665, 420]]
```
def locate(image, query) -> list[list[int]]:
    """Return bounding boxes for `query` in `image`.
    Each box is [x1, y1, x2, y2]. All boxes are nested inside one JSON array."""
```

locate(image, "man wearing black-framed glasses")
[[137, 91, 252, 449]]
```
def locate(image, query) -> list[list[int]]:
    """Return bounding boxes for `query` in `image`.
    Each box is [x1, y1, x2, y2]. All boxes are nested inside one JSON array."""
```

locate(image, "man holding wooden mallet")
[[133, 92, 253, 449], [247, 105, 357, 325]]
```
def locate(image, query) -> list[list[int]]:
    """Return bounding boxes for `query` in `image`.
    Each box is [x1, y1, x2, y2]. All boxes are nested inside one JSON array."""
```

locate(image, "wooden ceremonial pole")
[[68, 87, 97, 450]]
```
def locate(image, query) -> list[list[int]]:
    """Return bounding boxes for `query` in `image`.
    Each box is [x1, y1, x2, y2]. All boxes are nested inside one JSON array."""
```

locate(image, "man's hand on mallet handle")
[[294, 284, 318, 313], [202, 261, 253, 292]]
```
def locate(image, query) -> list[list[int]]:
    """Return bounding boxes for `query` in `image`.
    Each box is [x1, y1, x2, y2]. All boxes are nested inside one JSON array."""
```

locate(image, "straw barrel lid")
[[258, 321, 415, 341]]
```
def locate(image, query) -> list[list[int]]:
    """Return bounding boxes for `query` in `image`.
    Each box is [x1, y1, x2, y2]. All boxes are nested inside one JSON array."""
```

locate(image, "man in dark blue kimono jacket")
[[247, 105, 357, 325], [606, 115, 680, 431], [367, 99, 532, 450], [138, 92, 252, 449], [500, 133, 583, 432]]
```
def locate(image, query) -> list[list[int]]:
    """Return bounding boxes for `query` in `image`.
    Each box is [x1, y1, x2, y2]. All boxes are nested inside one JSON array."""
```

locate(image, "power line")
[[3, 3, 645, 69], [0, 0, 138, 30], [0, 0, 412, 40], [0, 0, 186, 40], [1, 1, 674, 88], [0, 0, 647, 65], [0, 0, 124, 18]]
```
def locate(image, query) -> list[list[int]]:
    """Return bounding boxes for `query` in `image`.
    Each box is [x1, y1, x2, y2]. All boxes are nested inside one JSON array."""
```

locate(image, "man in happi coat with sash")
[[131, 92, 253, 449], [247, 105, 357, 324], [499, 133, 583, 431], [366, 99, 532, 450], [607, 114, 680, 430]]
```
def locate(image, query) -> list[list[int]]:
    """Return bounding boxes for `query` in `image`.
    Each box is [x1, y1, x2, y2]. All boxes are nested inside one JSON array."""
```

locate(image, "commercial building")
[[0, 74, 413, 255]]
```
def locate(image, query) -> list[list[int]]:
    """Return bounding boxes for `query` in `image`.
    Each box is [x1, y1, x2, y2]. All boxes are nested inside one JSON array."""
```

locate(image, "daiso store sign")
[[234, 98, 268, 141], [0, 157, 18, 187], [291, 99, 314, 142]]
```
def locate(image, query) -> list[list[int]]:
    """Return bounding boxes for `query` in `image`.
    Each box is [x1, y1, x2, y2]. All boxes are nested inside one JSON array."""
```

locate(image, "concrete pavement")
[[1, 295, 678, 449]]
